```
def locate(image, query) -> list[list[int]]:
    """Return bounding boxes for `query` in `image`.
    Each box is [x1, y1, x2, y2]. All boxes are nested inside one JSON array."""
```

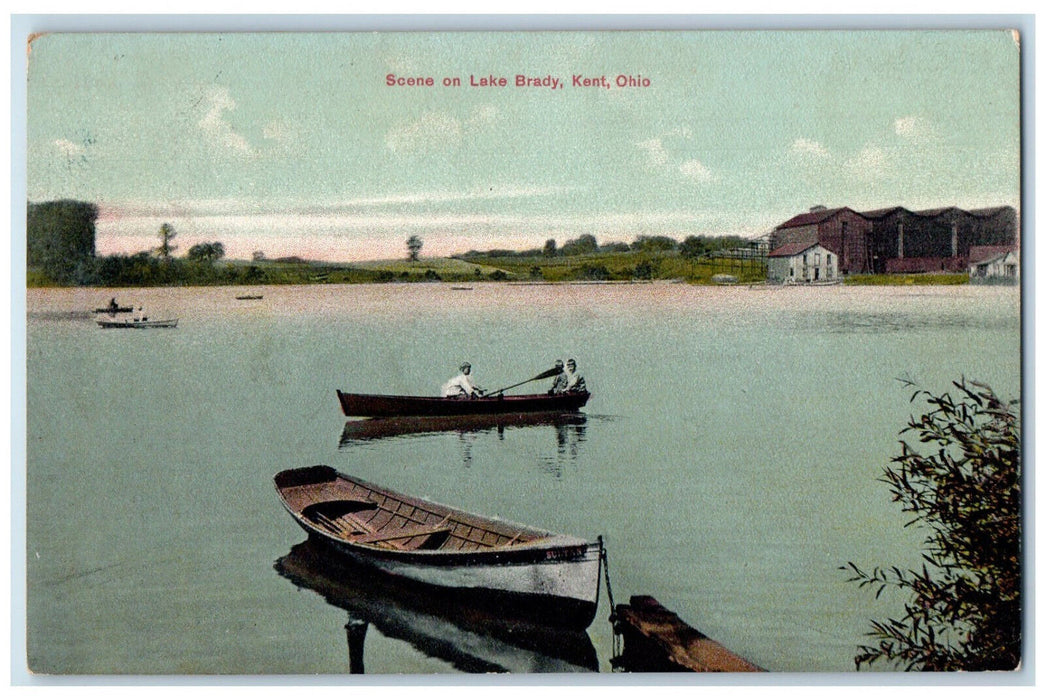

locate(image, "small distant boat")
[[274, 465, 603, 630], [450, 286, 473, 291], [235, 294, 263, 300], [97, 317, 178, 329], [336, 390, 590, 418]]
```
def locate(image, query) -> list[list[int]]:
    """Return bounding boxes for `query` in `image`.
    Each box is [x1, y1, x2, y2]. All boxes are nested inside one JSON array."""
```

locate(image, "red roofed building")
[[768, 204, 1017, 279], [768, 206, 871, 278]]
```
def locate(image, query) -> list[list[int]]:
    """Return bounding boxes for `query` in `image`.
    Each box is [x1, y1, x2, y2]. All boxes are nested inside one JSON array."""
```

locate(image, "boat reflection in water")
[[275, 540, 599, 674], [338, 411, 589, 472], [339, 410, 588, 444]]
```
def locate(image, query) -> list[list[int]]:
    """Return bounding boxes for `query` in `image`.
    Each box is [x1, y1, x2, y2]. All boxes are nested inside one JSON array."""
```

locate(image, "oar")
[[488, 366, 564, 396]]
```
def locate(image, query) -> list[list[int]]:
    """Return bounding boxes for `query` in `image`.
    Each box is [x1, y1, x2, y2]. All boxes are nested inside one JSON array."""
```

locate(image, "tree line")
[[27, 200, 245, 286], [457, 233, 753, 260]]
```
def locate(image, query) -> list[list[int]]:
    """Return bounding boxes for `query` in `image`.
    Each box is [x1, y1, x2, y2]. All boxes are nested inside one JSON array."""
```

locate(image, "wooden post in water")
[[612, 596, 764, 672], [345, 616, 368, 674]]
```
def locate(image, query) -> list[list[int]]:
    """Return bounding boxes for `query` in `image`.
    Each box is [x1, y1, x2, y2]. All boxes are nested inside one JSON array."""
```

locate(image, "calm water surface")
[[24, 283, 1021, 675]]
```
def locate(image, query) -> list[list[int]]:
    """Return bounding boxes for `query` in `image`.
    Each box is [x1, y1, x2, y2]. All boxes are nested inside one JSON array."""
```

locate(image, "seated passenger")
[[564, 358, 587, 394]]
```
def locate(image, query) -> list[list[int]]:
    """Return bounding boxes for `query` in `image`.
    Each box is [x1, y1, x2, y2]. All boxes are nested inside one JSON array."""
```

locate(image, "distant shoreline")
[[27, 251, 976, 289]]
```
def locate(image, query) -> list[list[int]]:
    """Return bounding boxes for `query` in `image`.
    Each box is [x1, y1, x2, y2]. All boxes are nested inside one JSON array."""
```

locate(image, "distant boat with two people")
[[96, 305, 178, 329]]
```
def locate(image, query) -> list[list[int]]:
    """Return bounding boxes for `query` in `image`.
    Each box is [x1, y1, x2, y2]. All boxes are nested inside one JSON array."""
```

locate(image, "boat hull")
[[336, 390, 590, 418], [274, 465, 602, 630], [309, 535, 601, 629], [97, 318, 178, 329]]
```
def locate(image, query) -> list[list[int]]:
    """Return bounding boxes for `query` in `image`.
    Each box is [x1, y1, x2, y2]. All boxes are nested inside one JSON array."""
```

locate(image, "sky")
[[25, 29, 1022, 262]]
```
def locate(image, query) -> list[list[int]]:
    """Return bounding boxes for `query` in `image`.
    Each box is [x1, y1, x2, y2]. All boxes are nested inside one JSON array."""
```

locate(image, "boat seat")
[[354, 525, 453, 550]]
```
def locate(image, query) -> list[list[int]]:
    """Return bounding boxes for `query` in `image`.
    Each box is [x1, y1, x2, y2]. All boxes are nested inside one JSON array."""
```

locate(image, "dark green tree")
[[679, 235, 709, 260], [842, 378, 1021, 671], [543, 238, 558, 257], [187, 241, 226, 263], [630, 235, 678, 253], [157, 222, 178, 260], [560, 234, 598, 256], [406, 235, 423, 262], [27, 199, 98, 283]]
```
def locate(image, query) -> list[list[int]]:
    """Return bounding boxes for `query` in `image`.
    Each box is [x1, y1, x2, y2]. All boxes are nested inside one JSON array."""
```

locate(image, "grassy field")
[[844, 273, 970, 286], [452, 250, 768, 284]]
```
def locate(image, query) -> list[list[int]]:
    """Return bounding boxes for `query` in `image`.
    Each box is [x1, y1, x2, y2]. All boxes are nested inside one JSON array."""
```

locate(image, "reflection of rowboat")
[[336, 390, 590, 418], [274, 465, 602, 630], [275, 540, 598, 673], [339, 411, 587, 444], [97, 318, 178, 329]]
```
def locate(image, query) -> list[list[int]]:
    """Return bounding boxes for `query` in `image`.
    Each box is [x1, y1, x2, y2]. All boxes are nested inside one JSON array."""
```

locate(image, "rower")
[[548, 359, 568, 394], [441, 362, 485, 399]]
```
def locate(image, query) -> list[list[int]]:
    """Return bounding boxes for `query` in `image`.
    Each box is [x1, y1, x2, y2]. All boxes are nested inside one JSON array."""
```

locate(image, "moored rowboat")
[[274, 465, 603, 630], [336, 390, 590, 418]]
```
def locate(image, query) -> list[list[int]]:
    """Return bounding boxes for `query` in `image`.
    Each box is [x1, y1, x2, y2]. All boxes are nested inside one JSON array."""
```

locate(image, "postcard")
[[19, 23, 1024, 678]]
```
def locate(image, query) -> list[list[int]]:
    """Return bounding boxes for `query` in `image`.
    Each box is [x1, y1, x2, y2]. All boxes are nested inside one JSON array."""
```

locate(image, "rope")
[[599, 536, 623, 668], [599, 536, 617, 621]]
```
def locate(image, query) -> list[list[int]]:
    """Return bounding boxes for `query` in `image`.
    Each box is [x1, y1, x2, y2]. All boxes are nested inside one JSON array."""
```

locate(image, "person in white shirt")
[[564, 358, 587, 394], [441, 362, 485, 398]]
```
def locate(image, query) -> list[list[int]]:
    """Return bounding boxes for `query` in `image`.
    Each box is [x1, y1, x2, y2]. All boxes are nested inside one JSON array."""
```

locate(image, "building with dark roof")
[[768, 204, 1017, 280], [768, 206, 872, 276]]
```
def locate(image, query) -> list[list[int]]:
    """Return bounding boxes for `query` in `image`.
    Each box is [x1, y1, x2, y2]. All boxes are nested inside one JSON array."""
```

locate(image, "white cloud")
[[465, 104, 499, 129], [791, 137, 830, 159], [846, 146, 888, 179], [636, 138, 670, 168], [198, 86, 255, 157], [679, 159, 713, 183], [262, 120, 292, 143], [53, 138, 85, 158], [637, 135, 714, 185], [894, 115, 935, 142], [385, 112, 463, 154]]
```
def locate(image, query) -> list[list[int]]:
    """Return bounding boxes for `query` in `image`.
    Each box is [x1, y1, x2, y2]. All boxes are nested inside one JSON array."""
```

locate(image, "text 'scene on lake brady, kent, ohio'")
[[386, 73, 652, 90]]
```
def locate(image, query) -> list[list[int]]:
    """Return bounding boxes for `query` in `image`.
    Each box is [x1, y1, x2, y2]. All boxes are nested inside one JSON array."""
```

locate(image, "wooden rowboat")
[[336, 390, 590, 418], [274, 465, 603, 630], [97, 318, 178, 329]]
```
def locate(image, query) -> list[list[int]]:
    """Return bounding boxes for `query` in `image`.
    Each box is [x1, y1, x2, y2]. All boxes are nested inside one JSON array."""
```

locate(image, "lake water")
[[23, 282, 1022, 676]]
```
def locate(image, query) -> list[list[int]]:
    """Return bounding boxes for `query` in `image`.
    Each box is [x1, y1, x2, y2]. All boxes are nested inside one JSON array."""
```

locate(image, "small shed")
[[969, 245, 1019, 284], [767, 241, 839, 283]]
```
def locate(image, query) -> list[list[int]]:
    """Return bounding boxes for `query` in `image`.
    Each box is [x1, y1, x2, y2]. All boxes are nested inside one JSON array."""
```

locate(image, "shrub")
[[842, 378, 1021, 671]]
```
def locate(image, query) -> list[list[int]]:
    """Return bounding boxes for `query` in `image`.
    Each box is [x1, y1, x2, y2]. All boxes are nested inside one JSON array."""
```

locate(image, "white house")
[[767, 242, 839, 283], [968, 245, 1019, 284]]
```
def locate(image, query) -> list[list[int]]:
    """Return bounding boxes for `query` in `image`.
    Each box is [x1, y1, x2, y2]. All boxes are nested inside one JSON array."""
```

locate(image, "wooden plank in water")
[[614, 596, 764, 672]]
